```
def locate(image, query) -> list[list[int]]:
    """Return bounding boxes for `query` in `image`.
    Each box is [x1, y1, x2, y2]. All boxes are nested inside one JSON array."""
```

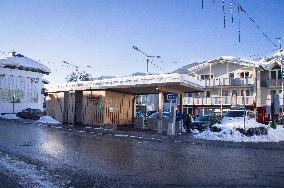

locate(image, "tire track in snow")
[[0, 151, 60, 188]]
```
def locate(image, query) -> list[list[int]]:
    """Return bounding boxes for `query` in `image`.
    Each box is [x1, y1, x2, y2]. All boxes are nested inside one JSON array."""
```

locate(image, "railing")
[[265, 79, 284, 87], [204, 78, 254, 87], [183, 96, 255, 106]]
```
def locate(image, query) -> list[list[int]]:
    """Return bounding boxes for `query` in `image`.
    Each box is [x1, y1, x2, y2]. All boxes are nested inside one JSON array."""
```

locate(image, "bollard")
[[158, 120, 163, 134], [167, 122, 175, 135]]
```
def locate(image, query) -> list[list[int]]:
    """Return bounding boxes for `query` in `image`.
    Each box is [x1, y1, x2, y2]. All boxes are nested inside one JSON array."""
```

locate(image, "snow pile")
[[194, 126, 284, 142], [217, 117, 265, 129], [0, 113, 20, 120], [36, 116, 61, 125], [194, 118, 284, 142]]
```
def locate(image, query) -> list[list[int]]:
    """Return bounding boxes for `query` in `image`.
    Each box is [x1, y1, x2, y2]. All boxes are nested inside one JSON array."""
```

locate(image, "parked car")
[[16, 108, 43, 120], [190, 115, 218, 132], [146, 111, 170, 119], [221, 109, 255, 124]]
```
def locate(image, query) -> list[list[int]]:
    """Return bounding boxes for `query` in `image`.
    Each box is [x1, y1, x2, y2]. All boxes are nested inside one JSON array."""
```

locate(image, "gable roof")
[[259, 50, 284, 70], [188, 56, 255, 73]]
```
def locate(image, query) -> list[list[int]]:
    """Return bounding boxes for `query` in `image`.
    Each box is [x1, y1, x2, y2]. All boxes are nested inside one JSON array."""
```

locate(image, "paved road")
[[0, 120, 283, 187]]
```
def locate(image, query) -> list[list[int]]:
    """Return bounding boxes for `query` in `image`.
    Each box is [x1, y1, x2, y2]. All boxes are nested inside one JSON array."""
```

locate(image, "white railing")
[[183, 96, 255, 106], [204, 78, 255, 87]]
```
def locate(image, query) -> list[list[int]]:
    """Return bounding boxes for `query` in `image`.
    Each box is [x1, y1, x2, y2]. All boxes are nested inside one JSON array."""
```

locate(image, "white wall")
[[0, 67, 45, 114], [195, 62, 253, 79]]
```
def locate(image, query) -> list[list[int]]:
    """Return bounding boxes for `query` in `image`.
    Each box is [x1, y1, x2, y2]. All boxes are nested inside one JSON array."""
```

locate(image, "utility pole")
[[133, 46, 161, 75], [276, 37, 284, 116]]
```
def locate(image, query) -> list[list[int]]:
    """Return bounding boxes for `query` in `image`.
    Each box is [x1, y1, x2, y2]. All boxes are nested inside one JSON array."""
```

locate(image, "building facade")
[[0, 52, 50, 114], [182, 51, 284, 122]]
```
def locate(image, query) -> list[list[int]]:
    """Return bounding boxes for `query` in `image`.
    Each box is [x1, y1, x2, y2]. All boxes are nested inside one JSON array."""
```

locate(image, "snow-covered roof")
[[188, 56, 255, 73], [259, 50, 284, 70], [46, 73, 204, 93], [0, 52, 50, 74]]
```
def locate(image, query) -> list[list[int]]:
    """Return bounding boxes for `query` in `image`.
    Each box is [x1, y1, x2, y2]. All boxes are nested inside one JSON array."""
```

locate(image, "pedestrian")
[[183, 112, 191, 132]]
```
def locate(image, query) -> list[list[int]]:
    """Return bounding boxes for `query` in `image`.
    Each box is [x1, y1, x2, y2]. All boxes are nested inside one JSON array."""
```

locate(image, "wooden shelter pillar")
[[158, 90, 163, 133]]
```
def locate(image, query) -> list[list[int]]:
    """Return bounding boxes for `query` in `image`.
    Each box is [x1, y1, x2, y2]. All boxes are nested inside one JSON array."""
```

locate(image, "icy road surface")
[[0, 120, 283, 187]]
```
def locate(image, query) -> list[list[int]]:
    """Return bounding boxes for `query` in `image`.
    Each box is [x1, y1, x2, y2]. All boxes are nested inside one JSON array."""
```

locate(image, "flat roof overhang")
[[46, 73, 205, 94]]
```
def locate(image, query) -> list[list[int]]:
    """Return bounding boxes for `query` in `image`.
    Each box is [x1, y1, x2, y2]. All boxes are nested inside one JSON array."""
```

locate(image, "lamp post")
[[133, 46, 161, 75]]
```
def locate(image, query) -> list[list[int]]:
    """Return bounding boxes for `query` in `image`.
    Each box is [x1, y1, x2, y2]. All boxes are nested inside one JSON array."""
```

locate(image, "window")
[[232, 90, 238, 96], [278, 70, 282, 79], [240, 72, 249, 79], [200, 75, 213, 80], [205, 91, 210, 97], [271, 65, 281, 80], [271, 71, 276, 79], [246, 90, 250, 96], [270, 90, 277, 96], [222, 90, 228, 96]]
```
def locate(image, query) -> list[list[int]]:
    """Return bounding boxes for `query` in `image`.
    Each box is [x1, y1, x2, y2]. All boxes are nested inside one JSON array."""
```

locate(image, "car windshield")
[[224, 110, 244, 117], [32, 109, 42, 113], [196, 116, 212, 121]]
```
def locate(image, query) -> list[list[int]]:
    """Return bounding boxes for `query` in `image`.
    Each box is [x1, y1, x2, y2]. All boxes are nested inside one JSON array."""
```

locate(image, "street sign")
[[167, 94, 176, 100]]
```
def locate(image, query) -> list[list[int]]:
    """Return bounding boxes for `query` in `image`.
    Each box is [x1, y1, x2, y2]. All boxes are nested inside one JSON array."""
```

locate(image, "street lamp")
[[133, 45, 161, 75]]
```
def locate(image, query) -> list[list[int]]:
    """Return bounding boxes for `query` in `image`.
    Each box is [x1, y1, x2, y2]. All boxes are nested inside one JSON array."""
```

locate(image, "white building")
[[0, 52, 50, 114]]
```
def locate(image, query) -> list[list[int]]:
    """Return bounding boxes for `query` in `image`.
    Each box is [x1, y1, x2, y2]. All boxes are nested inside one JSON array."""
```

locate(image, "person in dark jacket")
[[183, 113, 191, 132]]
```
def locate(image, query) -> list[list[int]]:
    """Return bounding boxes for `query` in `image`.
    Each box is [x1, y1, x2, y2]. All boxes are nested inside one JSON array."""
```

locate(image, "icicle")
[[223, 0, 226, 28], [238, 5, 241, 42], [230, 0, 233, 22], [202, 0, 204, 9]]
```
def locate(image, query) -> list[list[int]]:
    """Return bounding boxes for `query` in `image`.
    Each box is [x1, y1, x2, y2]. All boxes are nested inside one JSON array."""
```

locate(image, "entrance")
[[75, 91, 83, 125]]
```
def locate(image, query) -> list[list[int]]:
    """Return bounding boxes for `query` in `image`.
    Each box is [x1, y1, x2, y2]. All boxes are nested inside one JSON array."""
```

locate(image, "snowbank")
[[217, 117, 265, 129], [36, 116, 61, 125], [194, 123, 284, 143], [194, 118, 284, 142], [0, 114, 20, 120], [194, 126, 284, 142]]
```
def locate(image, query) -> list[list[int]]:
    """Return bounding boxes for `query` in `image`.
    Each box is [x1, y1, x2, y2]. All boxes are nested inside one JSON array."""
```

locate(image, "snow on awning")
[[46, 73, 205, 94], [0, 53, 51, 74]]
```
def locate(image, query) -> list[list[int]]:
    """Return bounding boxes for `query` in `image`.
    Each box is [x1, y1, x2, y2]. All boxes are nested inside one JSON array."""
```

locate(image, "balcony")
[[204, 78, 255, 87], [264, 79, 284, 87], [183, 96, 255, 106]]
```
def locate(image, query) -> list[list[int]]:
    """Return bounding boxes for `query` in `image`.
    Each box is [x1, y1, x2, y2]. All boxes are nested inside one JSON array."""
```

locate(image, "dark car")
[[16, 108, 43, 120], [190, 115, 217, 132]]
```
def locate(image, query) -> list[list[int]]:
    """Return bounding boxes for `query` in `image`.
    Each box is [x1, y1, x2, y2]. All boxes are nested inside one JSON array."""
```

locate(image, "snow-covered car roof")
[[188, 56, 255, 73], [0, 53, 51, 74]]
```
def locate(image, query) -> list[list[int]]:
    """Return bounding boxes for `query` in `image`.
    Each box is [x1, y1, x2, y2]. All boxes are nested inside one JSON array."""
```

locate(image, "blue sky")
[[0, 0, 283, 83]]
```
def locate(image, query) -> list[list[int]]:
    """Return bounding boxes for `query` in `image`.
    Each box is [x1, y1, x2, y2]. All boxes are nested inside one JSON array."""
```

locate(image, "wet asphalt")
[[0, 120, 283, 187]]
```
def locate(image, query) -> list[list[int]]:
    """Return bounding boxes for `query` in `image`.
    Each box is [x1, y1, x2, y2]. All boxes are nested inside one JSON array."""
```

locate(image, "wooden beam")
[[157, 87, 184, 95]]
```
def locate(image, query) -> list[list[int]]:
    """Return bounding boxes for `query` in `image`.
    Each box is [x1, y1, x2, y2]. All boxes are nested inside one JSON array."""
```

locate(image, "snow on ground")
[[194, 117, 284, 142], [217, 117, 265, 129], [36, 116, 61, 125], [0, 151, 59, 187], [0, 114, 20, 120]]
